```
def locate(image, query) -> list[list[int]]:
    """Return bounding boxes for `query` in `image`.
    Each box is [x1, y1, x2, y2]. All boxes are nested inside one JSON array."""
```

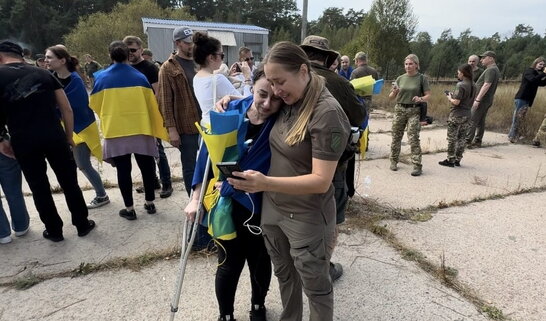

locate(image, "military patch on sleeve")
[[330, 130, 343, 153]]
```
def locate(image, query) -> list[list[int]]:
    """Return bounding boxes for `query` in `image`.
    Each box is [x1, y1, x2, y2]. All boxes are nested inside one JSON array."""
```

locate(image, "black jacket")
[[514, 67, 546, 106], [311, 63, 366, 127]]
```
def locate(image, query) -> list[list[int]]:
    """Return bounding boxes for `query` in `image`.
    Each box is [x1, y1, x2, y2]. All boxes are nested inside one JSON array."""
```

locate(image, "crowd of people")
[[1, 25, 546, 321]]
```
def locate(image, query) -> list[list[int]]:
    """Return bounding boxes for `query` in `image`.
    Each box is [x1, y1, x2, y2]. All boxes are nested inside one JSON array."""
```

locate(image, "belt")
[[399, 103, 419, 108]]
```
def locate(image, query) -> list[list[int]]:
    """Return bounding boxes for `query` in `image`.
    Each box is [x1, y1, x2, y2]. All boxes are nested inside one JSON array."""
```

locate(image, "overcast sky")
[[296, 0, 546, 41]]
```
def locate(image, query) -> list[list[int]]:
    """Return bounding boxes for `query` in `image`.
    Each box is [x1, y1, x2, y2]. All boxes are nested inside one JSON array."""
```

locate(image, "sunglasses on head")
[[129, 48, 139, 53], [215, 53, 225, 60], [245, 57, 255, 62]]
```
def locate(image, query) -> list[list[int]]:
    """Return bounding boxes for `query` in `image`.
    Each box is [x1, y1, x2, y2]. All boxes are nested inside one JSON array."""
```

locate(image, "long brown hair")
[[46, 45, 79, 72], [263, 41, 325, 146]]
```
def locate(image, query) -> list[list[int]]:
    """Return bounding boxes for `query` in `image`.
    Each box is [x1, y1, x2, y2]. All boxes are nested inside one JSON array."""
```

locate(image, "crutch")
[[169, 139, 211, 321]]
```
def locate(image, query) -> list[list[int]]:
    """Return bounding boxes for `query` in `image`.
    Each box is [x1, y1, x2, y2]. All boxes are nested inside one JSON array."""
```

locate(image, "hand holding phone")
[[216, 162, 244, 180]]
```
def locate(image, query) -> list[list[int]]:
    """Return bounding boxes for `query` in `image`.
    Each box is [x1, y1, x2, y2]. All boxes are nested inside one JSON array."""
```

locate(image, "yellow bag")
[[350, 75, 375, 96]]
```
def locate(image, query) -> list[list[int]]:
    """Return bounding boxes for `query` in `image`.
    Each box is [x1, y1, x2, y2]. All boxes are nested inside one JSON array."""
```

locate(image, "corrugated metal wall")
[[145, 26, 269, 66]]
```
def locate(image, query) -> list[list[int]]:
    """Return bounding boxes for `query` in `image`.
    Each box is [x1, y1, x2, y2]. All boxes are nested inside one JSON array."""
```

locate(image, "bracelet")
[[475, 99, 481, 102]]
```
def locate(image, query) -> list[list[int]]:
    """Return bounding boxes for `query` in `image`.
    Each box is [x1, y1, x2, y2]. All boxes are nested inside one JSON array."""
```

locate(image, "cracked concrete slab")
[[385, 191, 546, 321], [354, 144, 546, 209], [0, 231, 487, 321]]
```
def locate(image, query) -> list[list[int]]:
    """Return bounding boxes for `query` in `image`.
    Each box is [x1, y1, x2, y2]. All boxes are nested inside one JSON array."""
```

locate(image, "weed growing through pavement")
[[13, 273, 41, 290]]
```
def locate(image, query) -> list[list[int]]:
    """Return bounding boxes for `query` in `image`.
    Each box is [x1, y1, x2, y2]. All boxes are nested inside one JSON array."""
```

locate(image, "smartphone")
[[216, 161, 244, 180], [235, 63, 242, 73]]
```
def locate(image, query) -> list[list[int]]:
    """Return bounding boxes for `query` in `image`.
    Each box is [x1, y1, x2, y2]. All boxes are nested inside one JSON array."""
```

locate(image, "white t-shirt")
[[193, 74, 241, 126]]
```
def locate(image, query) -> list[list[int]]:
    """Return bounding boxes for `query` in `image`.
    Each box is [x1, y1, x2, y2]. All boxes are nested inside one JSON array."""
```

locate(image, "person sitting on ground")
[[186, 66, 280, 321], [439, 64, 476, 167], [90, 41, 168, 221], [45, 45, 110, 209]]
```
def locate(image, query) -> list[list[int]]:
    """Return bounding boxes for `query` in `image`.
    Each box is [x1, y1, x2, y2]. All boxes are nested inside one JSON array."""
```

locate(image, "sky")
[[296, 0, 546, 41]]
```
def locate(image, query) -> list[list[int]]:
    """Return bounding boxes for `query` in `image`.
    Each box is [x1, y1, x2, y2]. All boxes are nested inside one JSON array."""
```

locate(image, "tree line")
[[1, 0, 544, 79]]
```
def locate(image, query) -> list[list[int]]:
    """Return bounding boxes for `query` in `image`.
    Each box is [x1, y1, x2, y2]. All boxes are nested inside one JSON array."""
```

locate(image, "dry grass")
[[375, 83, 546, 141]]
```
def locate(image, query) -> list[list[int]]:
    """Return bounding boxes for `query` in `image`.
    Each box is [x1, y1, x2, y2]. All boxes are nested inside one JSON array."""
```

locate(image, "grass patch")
[[13, 273, 42, 290], [482, 305, 506, 320]]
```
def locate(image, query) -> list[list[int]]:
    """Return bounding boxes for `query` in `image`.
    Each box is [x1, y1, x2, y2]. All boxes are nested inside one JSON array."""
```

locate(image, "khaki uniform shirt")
[[262, 88, 350, 225]]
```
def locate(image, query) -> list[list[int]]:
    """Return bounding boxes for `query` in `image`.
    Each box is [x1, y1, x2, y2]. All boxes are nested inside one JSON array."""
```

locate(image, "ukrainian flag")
[[65, 72, 102, 160], [89, 63, 168, 141]]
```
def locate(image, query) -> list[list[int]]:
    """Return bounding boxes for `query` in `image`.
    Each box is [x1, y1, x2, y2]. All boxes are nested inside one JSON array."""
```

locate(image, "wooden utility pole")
[[301, 0, 308, 42]]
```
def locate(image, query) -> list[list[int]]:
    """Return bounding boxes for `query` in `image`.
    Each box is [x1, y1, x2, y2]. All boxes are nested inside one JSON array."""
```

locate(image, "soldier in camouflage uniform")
[[532, 114, 546, 147], [439, 64, 476, 167], [389, 54, 430, 176]]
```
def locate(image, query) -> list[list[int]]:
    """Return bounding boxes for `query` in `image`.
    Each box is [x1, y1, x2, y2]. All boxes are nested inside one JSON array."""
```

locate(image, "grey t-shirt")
[[450, 80, 475, 117], [476, 65, 500, 107], [176, 56, 197, 93]]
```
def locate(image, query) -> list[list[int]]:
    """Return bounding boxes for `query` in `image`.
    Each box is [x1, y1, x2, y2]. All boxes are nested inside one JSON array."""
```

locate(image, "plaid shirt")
[[157, 54, 200, 135]]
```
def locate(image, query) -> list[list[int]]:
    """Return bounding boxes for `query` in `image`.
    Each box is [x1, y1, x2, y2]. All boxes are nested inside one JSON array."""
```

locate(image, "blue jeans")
[[508, 99, 530, 139], [0, 153, 30, 238], [156, 139, 171, 187], [73, 143, 106, 197]]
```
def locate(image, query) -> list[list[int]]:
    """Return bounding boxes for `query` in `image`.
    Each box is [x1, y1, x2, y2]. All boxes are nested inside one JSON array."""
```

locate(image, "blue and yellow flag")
[[89, 63, 168, 141], [64, 72, 102, 160]]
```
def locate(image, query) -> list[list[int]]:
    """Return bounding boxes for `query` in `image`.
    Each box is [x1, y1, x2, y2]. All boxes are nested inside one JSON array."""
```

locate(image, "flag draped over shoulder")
[[193, 96, 275, 241], [64, 72, 102, 160], [89, 63, 168, 141]]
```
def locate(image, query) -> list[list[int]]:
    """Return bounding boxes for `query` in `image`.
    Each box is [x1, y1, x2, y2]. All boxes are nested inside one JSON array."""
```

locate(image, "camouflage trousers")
[[446, 114, 471, 161], [533, 114, 546, 144], [390, 105, 421, 166]]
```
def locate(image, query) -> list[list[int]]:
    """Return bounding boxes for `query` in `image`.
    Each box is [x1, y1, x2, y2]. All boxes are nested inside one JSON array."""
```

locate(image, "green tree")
[[410, 32, 432, 73], [358, 0, 417, 79], [427, 29, 463, 79], [64, 0, 193, 64]]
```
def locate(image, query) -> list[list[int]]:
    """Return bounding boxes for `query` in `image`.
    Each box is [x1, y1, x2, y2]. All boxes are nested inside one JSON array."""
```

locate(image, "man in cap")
[[468, 54, 483, 82], [157, 27, 211, 250], [351, 52, 379, 111], [142, 48, 162, 68], [300, 35, 366, 282], [0, 41, 95, 242], [35, 54, 46, 69], [466, 50, 501, 148], [123, 35, 173, 198]]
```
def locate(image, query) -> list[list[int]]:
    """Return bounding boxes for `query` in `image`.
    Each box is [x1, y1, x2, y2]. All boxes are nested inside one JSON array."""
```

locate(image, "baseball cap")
[[0, 41, 23, 57], [300, 35, 340, 69], [479, 51, 496, 60], [35, 54, 45, 61], [173, 27, 193, 43]]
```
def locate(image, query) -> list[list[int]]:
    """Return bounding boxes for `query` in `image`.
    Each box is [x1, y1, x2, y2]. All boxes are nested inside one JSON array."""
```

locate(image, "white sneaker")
[[0, 235, 12, 244], [15, 226, 30, 237]]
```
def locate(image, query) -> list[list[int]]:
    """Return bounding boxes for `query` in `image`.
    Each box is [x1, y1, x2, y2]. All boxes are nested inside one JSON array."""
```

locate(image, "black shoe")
[[438, 159, 455, 167], [473, 141, 482, 148], [217, 315, 236, 321], [159, 185, 173, 198], [144, 203, 156, 214], [77, 220, 96, 237], [532, 140, 541, 147], [329, 262, 343, 282], [43, 230, 64, 242], [119, 209, 137, 220], [249, 305, 267, 321], [136, 178, 161, 193], [454, 160, 461, 166]]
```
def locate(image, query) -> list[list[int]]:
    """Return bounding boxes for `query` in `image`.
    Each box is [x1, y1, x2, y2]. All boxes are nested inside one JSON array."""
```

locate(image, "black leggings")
[[112, 153, 156, 207], [215, 200, 272, 316]]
